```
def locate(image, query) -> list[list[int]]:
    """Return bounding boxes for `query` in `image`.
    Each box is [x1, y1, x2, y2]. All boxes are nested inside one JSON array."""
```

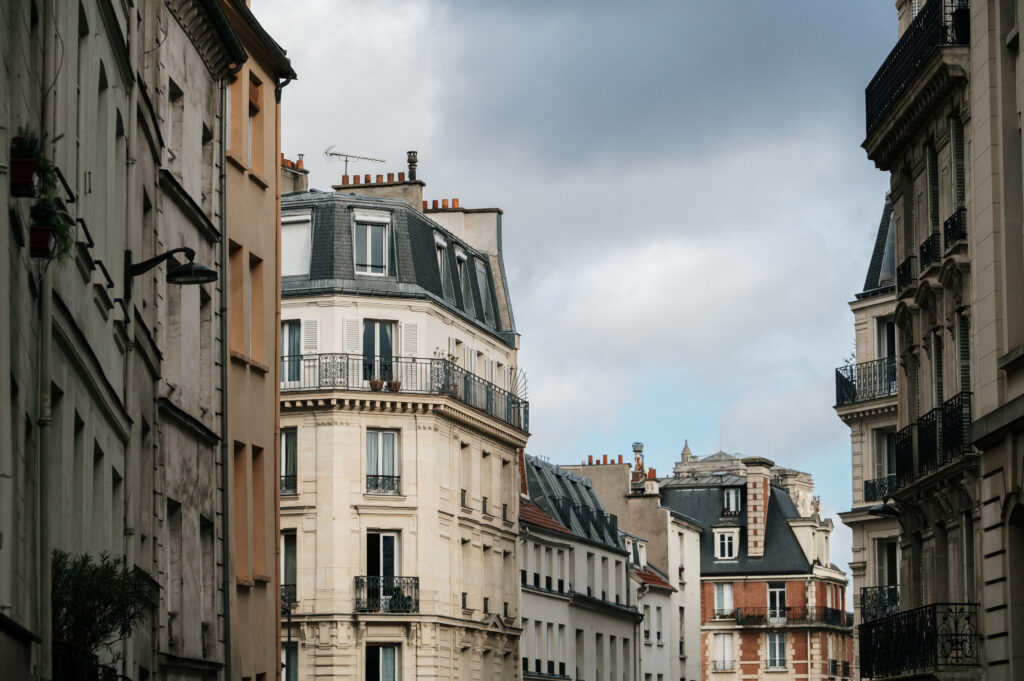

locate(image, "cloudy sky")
[[254, 0, 898, 586]]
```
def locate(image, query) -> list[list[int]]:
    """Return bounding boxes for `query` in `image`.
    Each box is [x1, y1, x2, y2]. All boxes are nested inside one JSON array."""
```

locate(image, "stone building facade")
[[854, 1, 1024, 679], [278, 164, 528, 680]]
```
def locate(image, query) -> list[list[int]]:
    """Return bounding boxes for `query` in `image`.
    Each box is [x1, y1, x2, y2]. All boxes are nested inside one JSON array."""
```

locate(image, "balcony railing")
[[733, 606, 853, 627], [917, 406, 942, 474], [941, 391, 972, 462], [281, 353, 529, 432], [859, 603, 979, 679], [920, 232, 942, 271], [711, 660, 735, 672], [281, 583, 297, 606], [944, 207, 967, 249], [896, 255, 917, 294], [366, 475, 400, 495], [280, 475, 297, 495], [894, 424, 916, 489], [835, 357, 898, 406], [864, 474, 897, 502], [354, 576, 419, 613], [865, 0, 970, 136], [861, 585, 900, 622]]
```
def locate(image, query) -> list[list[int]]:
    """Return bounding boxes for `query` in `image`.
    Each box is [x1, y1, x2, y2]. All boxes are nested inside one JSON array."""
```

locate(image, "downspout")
[[38, 0, 58, 677], [219, 60, 241, 681]]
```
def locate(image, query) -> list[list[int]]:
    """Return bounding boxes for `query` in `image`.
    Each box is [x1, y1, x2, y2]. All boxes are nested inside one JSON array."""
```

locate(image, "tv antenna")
[[323, 146, 385, 175]]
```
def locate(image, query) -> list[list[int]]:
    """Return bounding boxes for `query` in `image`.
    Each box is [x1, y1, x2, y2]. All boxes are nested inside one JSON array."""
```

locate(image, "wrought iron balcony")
[[733, 606, 852, 627], [280, 475, 297, 495], [941, 391, 972, 462], [944, 206, 967, 249], [865, 0, 970, 137], [835, 357, 897, 406], [354, 575, 419, 613], [711, 660, 735, 672], [894, 424, 916, 489], [919, 232, 942, 271], [859, 602, 979, 679], [861, 585, 899, 622], [366, 475, 400, 495], [896, 255, 917, 294], [864, 474, 897, 502], [281, 583, 297, 606], [917, 406, 942, 474], [281, 353, 529, 432]]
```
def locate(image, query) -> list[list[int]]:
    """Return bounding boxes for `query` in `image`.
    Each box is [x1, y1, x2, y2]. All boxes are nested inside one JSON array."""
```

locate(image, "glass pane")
[[370, 225, 384, 273], [382, 536, 395, 577], [367, 533, 380, 576], [366, 647, 379, 681], [367, 431, 379, 476], [381, 647, 396, 681], [356, 223, 367, 272], [382, 433, 394, 476], [284, 534, 296, 583], [460, 261, 475, 315], [379, 323, 393, 380], [363, 321, 375, 380], [284, 431, 297, 476]]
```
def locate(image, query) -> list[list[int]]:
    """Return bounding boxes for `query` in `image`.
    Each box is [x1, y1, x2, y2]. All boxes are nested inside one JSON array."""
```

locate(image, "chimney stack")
[[407, 150, 418, 180], [742, 457, 775, 559]]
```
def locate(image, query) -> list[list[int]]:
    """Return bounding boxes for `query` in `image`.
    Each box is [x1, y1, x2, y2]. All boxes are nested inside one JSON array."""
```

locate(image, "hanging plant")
[[10, 126, 43, 197]]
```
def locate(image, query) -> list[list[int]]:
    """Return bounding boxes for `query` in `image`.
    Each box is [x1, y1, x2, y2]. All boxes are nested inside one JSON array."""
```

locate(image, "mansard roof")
[[857, 193, 896, 299], [281, 190, 515, 347]]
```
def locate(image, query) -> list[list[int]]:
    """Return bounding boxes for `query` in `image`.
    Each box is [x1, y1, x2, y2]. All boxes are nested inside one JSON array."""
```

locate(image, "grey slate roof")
[[857, 194, 895, 299], [524, 455, 625, 554], [281, 190, 515, 347], [659, 483, 812, 576]]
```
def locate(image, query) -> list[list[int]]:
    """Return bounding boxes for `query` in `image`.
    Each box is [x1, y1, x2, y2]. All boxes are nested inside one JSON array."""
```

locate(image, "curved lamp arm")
[[123, 247, 196, 301]]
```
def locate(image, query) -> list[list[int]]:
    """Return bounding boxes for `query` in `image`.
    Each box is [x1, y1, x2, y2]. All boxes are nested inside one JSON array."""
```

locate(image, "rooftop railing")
[[835, 357, 897, 406], [865, 0, 970, 136], [859, 602, 979, 678], [281, 353, 529, 432]]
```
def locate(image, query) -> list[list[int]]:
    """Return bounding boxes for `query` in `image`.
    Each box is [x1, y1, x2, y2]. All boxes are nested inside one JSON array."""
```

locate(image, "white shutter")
[[402, 322, 418, 357], [401, 322, 418, 389], [344, 319, 360, 353], [448, 337, 457, 359], [486, 359, 494, 383], [301, 319, 319, 354], [463, 346, 472, 371], [281, 215, 312, 276]]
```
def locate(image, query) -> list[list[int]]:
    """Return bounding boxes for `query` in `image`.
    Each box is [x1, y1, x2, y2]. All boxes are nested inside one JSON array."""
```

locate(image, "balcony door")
[[367, 531, 399, 609], [362, 321, 394, 382], [281, 320, 301, 386], [876, 538, 899, 587], [768, 582, 787, 622]]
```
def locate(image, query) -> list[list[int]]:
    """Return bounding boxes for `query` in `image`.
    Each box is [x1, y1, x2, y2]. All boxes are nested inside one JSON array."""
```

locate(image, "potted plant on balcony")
[[386, 378, 402, 392], [29, 185, 75, 260], [369, 377, 384, 391], [10, 127, 43, 197]]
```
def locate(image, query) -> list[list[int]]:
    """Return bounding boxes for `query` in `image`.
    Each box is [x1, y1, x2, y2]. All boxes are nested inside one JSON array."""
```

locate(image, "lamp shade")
[[167, 261, 217, 285]]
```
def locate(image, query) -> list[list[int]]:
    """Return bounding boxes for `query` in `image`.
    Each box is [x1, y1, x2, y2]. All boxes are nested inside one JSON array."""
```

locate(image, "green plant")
[[14, 126, 74, 259], [11, 126, 44, 160], [52, 550, 152, 681]]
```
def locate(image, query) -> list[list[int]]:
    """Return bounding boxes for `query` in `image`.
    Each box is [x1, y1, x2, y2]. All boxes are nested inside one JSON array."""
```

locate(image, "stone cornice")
[[835, 400, 898, 423]]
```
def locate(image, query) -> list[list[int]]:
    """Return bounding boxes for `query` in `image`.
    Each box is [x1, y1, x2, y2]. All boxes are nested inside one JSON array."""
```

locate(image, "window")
[[456, 251, 475, 316], [247, 72, 263, 173], [281, 428, 297, 495], [281, 532, 296, 604], [766, 632, 785, 668], [768, 582, 787, 621], [723, 488, 741, 514], [281, 213, 312, 276], [281, 321, 301, 385], [875, 538, 899, 587], [362, 321, 395, 381], [873, 428, 896, 480], [715, 530, 737, 559], [435, 234, 454, 301], [366, 430, 399, 494], [475, 260, 496, 326], [713, 582, 734, 618], [354, 211, 391, 275], [249, 255, 264, 361], [282, 643, 298, 681], [366, 645, 398, 681], [713, 633, 734, 670]]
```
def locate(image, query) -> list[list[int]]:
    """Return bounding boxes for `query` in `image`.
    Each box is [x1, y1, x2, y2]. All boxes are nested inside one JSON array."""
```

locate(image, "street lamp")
[[123, 246, 217, 300]]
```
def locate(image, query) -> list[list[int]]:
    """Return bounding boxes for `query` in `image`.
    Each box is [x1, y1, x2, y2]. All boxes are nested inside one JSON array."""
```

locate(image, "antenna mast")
[[323, 146, 385, 175]]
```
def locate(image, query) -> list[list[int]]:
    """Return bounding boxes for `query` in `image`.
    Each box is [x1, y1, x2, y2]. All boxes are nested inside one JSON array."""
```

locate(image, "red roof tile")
[[633, 568, 675, 591], [520, 498, 572, 535]]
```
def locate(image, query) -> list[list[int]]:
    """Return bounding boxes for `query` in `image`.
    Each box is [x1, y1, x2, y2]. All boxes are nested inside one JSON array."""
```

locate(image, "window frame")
[[456, 250, 475, 316], [713, 582, 734, 618], [435, 233, 455, 301], [366, 429, 399, 494], [766, 632, 786, 669], [281, 427, 297, 495], [474, 259, 496, 326], [365, 644, 399, 681], [723, 487, 741, 514], [714, 529, 738, 560], [352, 210, 392, 277]]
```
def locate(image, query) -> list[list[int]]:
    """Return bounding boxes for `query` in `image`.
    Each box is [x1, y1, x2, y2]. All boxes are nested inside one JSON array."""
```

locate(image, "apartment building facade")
[[278, 164, 529, 681], [661, 452, 853, 681], [1, 1, 247, 680], [519, 454, 641, 681], [854, 1, 1024, 679], [564, 449, 703, 681], [221, 3, 295, 681]]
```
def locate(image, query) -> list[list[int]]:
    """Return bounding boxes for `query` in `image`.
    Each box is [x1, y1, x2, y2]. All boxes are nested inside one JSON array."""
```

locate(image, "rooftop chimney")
[[742, 457, 775, 559], [407, 150, 418, 181]]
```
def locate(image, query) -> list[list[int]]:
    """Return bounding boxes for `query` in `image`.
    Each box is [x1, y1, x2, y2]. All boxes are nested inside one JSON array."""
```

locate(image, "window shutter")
[[463, 346, 472, 370], [402, 322, 418, 357], [344, 319, 360, 354], [301, 319, 319, 354], [449, 337, 457, 359], [486, 359, 494, 383], [951, 117, 966, 208], [958, 314, 970, 392]]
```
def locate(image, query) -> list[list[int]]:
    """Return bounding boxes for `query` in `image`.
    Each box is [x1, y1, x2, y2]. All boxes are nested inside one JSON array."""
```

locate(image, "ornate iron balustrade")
[[280, 475, 297, 495], [281, 353, 529, 432], [894, 424, 917, 489], [859, 602, 979, 679], [281, 583, 297, 606], [733, 606, 851, 626], [864, 474, 897, 502], [366, 475, 400, 495], [896, 255, 917, 293], [865, 0, 970, 136], [711, 661, 735, 672], [920, 232, 942, 271], [941, 391, 972, 462], [944, 207, 967, 249], [835, 357, 898, 405], [917, 407, 942, 474], [354, 576, 420, 613], [861, 585, 900, 621]]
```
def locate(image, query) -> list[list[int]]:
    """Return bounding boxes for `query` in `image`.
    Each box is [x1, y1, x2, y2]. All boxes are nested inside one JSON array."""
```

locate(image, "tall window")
[[366, 645, 398, 681], [281, 428, 297, 495], [715, 530, 736, 559], [436, 234, 454, 301], [354, 215, 390, 275], [362, 321, 395, 381], [950, 116, 965, 209], [714, 633, 734, 670], [247, 72, 263, 174], [713, 582, 734, 618], [281, 531, 296, 603], [723, 487, 741, 514], [281, 321, 301, 384], [282, 643, 298, 681], [875, 538, 899, 587], [475, 260, 496, 326], [457, 252, 475, 316], [766, 632, 786, 668], [366, 430, 398, 494], [768, 582, 787, 621], [281, 213, 312, 277]]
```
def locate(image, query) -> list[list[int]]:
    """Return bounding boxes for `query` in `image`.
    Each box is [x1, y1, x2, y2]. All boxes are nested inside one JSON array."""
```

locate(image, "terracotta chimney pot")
[[342, 174, 350, 185], [364, 174, 371, 184], [588, 455, 593, 465], [376, 174, 384, 184], [618, 455, 623, 464], [352, 175, 361, 185], [422, 200, 428, 210], [452, 198, 460, 208], [296, 159, 304, 169], [387, 172, 395, 182], [432, 200, 439, 209], [603, 454, 608, 464], [398, 172, 406, 181], [442, 199, 449, 209]]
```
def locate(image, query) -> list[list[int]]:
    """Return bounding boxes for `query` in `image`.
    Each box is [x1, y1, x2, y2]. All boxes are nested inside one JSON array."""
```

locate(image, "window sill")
[[236, 577, 256, 588], [254, 574, 272, 584], [226, 150, 247, 172], [250, 358, 270, 374], [248, 170, 270, 190], [364, 492, 406, 500], [765, 667, 788, 673], [229, 350, 249, 365]]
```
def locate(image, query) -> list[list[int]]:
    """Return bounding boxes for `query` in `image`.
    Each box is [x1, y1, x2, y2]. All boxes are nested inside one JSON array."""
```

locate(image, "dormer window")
[[456, 250, 475, 316], [723, 488, 741, 515], [353, 210, 391, 276], [434, 233, 454, 301], [475, 260, 496, 326], [714, 529, 738, 560]]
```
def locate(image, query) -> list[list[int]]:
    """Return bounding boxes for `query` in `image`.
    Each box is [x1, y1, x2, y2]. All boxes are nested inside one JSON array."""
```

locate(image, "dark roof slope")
[[281, 191, 515, 347], [857, 194, 895, 299], [659, 484, 811, 576], [520, 498, 572, 535]]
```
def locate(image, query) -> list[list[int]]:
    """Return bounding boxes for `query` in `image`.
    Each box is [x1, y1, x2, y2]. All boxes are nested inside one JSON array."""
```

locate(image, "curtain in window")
[[367, 431, 379, 476], [284, 431, 297, 476], [283, 534, 296, 585], [380, 323, 393, 380], [382, 432, 394, 477]]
